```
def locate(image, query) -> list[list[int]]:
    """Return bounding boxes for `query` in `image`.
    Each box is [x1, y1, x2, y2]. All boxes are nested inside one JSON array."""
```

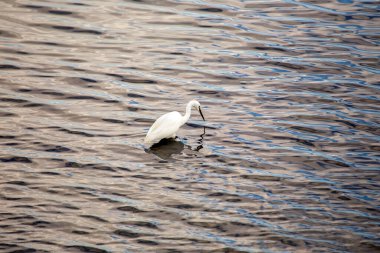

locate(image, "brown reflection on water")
[[1, 0, 380, 252]]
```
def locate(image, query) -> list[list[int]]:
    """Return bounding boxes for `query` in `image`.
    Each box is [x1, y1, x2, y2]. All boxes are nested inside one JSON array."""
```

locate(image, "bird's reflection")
[[193, 126, 205, 152], [146, 127, 206, 160], [148, 139, 184, 160]]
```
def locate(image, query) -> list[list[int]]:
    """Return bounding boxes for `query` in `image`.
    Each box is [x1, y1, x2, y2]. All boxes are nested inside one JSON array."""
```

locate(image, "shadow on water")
[[148, 139, 185, 160], [147, 127, 206, 160]]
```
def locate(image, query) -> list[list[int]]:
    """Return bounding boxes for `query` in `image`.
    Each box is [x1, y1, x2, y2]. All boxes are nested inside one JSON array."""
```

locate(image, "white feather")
[[144, 100, 204, 147]]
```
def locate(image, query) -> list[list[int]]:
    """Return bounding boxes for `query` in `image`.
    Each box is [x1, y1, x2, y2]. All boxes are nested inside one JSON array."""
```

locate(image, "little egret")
[[144, 100, 205, 146]]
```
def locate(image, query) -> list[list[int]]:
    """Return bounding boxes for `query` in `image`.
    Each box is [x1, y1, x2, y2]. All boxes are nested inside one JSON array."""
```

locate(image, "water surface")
[[0, 0, 379, 252]]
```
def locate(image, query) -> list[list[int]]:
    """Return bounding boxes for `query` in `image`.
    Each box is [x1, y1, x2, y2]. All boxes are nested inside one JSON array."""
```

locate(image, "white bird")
[[145, 100, 205, 147]]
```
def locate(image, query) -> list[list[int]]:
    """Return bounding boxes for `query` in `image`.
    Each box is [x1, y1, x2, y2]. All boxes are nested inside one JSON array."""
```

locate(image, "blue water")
[[0, 0, 379, 252]]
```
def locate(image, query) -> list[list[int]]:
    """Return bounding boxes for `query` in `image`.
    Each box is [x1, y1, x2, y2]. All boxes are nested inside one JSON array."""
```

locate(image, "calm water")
[[0, 0, 379, 252]]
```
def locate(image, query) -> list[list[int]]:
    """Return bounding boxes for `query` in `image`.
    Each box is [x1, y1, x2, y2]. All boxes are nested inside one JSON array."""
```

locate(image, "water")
[[0, 0, 379, 252]]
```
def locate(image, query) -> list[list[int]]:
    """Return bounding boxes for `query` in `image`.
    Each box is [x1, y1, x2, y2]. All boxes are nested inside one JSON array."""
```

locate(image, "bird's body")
[[144, 100, 205, 147], [145, 111, 183, 144]]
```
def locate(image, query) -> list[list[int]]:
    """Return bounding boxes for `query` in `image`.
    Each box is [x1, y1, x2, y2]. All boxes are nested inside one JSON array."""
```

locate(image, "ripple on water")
[[0, 0, 379, 252]]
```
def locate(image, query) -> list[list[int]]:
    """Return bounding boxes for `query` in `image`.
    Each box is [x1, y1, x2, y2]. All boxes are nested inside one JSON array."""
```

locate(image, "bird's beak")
[[199, 107, 205, 121]]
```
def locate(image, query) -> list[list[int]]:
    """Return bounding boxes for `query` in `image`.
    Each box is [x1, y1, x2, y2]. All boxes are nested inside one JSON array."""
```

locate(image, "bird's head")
[[191, 100, 205, 121]]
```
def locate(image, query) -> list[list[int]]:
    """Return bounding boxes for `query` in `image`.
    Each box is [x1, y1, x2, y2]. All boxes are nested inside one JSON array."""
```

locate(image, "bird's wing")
[[145, 111, 182, 143]]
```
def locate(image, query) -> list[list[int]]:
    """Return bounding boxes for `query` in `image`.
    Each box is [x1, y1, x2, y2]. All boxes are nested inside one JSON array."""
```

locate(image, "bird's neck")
[[181, 102, 193, 125]]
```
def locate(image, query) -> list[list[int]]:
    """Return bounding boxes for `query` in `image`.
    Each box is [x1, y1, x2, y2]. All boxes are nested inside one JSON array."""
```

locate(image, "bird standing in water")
[[144, 100, 205, 147]]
